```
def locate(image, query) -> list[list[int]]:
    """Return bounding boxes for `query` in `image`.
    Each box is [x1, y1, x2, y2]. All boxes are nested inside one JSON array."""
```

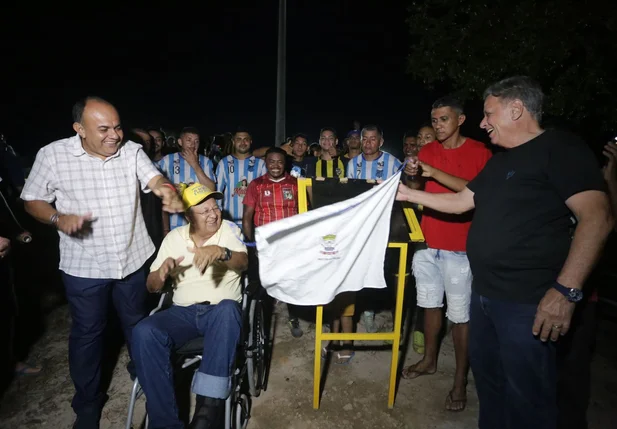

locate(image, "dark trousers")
[[132, 300, 241, 429], [557, 299, 597, 429], [469, 291, 557, 429], [61, 267, 148, 416]]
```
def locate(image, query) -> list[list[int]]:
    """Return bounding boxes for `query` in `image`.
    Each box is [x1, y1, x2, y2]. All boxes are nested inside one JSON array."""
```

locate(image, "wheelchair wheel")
[[234, 393, 250, 429], [247, 298, 266, 397]]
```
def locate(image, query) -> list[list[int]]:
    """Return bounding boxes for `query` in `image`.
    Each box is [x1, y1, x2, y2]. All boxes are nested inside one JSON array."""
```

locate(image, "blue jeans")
[[132, 300, 242, 429], [469, 291, 557, 429], [62, 268, 148, 417]]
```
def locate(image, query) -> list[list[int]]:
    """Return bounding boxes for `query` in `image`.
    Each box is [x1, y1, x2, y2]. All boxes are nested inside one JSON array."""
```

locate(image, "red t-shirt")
[[419, 138, 492, 251], [243, 173, 298, 227]]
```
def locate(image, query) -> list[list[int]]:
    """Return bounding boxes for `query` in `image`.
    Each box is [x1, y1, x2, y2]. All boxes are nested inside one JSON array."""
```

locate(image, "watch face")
[[568, 289, 583, 302]]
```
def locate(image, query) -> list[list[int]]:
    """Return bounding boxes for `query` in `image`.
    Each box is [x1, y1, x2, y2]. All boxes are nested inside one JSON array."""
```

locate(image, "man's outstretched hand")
[[396, 183, 414, 202], [158, 185, 185, 213]]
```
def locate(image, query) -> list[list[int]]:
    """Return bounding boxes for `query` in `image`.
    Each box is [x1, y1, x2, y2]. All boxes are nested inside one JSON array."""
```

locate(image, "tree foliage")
[[406, 0, 617, 133]]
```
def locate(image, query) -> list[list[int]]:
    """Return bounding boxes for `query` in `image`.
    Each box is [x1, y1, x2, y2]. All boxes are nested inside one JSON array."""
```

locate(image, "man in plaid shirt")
[[20, 96, 183, 429]]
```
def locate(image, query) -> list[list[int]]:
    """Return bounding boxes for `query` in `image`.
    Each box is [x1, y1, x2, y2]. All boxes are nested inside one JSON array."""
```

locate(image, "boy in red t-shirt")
[[402, 96, 492, 412], [242, 147, 303, 337]]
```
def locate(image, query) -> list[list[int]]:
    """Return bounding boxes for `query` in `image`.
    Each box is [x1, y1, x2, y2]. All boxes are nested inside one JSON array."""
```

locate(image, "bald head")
[[72, 97, 123, 160], [72, 96, 116, 124]]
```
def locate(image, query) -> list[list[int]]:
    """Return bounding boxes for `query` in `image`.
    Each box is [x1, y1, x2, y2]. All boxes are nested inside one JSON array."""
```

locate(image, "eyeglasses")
[[194, 207, 221, 216]]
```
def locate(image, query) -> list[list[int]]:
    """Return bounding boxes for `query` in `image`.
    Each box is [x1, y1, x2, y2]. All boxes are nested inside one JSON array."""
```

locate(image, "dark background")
[[0, 1, 480, 161]]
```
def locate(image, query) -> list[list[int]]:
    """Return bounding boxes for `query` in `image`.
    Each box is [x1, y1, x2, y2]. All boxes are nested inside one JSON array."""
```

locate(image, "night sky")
[[1, 1, 486, 161]]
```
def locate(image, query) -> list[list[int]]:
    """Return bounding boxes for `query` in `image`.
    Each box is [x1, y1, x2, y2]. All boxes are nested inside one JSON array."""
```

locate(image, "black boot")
[[189, 395, 225, 429]]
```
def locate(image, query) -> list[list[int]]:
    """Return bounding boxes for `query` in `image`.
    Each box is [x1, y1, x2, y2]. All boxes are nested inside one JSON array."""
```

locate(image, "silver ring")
[[552, 324, 562, 330]]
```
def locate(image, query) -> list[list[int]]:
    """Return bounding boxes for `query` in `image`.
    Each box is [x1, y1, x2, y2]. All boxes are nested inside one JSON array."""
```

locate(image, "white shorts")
[[412, 248, 473, 323]]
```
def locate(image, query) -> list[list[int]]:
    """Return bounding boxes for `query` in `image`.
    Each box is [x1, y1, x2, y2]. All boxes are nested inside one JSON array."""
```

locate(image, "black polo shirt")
[[466, 129, 605, 304]]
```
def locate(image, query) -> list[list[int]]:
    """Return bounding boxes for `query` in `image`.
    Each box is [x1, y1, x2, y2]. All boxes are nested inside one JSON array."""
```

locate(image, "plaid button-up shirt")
[[21, 134, 161, 279]]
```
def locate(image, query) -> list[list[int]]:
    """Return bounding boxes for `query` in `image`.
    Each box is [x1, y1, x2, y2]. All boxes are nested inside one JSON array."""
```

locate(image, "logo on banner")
[[319, 234, 340, 260]]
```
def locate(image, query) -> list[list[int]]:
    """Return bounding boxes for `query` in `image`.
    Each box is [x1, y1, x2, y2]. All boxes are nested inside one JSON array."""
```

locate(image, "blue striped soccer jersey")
[[216, 155, 266, 225], [346, 151, 402, 180]]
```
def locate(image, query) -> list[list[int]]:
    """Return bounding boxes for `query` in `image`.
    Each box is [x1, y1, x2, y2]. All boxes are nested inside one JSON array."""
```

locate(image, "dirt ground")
[[1, 300, 616, 429]]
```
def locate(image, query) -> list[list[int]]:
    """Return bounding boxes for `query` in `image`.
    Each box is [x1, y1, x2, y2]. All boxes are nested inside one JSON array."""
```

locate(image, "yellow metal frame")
[[297, 178, 421, 409], [403, 205, 425, 243]]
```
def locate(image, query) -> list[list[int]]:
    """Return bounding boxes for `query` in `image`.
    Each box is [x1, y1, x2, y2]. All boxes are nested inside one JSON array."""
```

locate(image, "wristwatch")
[[552, 282, 583, 303], [220, 247, 232, 262]]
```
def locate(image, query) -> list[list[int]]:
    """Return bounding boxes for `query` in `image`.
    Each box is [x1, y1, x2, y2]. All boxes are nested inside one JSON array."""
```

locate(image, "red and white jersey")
[[243, 173, 298, 227]]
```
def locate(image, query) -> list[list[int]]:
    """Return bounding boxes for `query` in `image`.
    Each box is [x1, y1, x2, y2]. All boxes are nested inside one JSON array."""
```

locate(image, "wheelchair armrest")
[[245, 279, 262, 298], [242, 272, 264, 299], [149, 279, 175, 316], [149, 293, 170, 316]]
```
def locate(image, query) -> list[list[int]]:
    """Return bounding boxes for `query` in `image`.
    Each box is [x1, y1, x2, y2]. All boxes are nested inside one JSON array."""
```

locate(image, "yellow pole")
[[387, 243, 408, 408], [313, 305, 324, 409]]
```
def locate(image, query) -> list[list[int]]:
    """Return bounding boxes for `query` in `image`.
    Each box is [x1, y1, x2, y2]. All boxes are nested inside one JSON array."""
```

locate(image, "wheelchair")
[[126, 276, 269, 429]]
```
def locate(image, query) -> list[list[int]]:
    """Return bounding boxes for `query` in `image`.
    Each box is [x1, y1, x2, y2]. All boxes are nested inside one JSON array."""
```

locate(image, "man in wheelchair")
[[132, 183, 248, 429]]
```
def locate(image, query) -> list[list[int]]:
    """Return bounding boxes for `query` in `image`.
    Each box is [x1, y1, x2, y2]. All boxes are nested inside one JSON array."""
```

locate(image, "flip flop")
[[401, 363, 436, 380], [334, 351, 355, 365], [445, 390, 467, 412], [14, 362, 43, 376]]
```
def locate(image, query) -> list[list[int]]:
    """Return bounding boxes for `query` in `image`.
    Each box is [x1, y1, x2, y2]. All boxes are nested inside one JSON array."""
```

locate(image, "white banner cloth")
[[255, 172, 401, 305]]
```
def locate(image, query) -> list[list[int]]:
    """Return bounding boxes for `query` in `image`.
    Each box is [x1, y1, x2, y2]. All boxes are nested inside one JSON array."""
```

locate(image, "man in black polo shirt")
[[395, 76, 612, 429]]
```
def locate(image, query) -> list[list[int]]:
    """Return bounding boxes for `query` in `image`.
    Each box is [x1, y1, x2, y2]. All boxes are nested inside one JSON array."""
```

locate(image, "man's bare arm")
[[242, 204, 256, 242], [606, 180, 617, 231], [557, 190, 613, 290], [23, 200, 57, 225], [223, 249, 249, 272], [396, 184, 475, 214], [24, 200, 93, 234], [193, 167, 216, 190], [422, 163, 469, 192], [252, 147, 269, 158]]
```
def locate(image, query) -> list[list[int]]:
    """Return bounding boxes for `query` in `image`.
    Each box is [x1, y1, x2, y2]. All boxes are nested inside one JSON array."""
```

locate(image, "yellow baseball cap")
[[181, 183, 223, 211]]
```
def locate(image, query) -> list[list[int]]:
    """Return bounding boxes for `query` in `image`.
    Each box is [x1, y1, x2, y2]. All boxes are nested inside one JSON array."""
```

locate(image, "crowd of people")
[[1, 75, 614, 429]]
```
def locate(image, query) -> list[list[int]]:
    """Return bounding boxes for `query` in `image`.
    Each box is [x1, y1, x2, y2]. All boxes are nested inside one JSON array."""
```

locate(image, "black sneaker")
[[288, 318, 303, 338]]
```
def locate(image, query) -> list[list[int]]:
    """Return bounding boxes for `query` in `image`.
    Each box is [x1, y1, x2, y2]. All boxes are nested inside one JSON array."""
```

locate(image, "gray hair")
[[483, 76, 544, 122]]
